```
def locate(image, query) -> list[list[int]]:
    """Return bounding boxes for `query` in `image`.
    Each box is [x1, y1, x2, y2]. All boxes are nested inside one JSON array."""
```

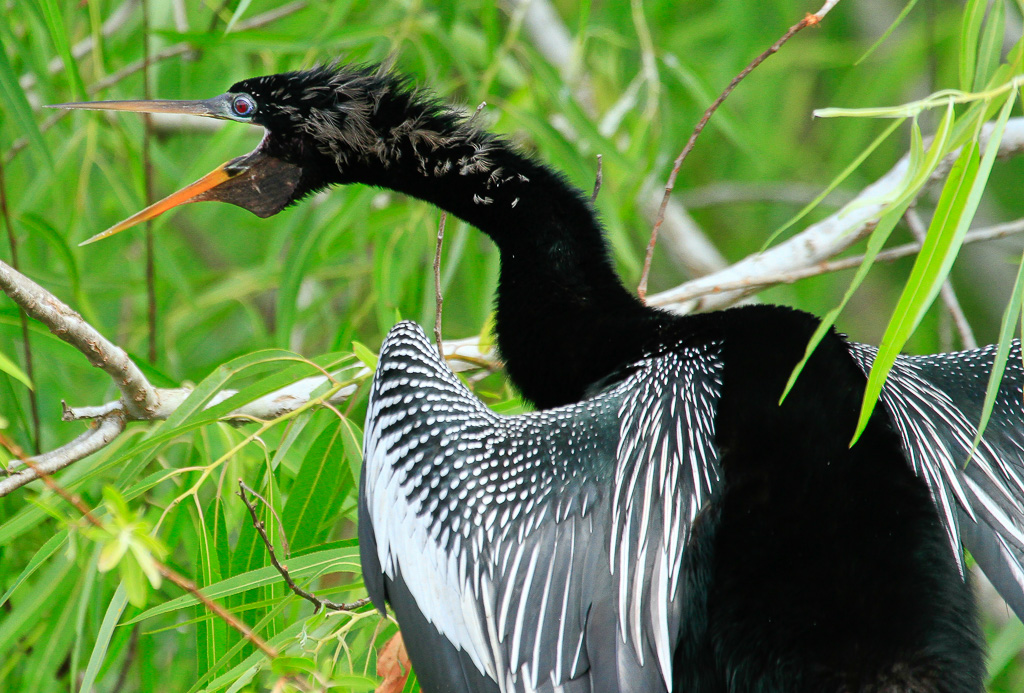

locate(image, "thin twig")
[[637, 4, 839, 299], [904, 208, 977, 349], [429, 100, 488, 357], [592, 154, 603, 202], [237, 480, 290, 553], [0, 155, 40, 452], [0, 433, 102, 522], [238, 481, 371, 613], [0, 432, 280, 659], [158, 565, 280, 659], [434, 213, 447, 356]]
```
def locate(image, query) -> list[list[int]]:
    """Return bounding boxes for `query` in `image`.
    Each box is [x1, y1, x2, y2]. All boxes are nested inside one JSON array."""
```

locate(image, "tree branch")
[[0, 414, 125, 496], [648, 216, 1024, 306], [648, 117, 1024, 313], [0, 253, 500, 497], [0, 259, 161, 418]]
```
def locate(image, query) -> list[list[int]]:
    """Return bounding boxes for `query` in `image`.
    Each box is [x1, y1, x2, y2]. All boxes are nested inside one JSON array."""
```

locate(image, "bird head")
[[51, 64, 407, 245]]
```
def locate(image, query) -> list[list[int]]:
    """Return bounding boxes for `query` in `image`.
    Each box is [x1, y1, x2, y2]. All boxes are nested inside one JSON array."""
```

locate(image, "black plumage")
[[63, 63, 1024, 692]]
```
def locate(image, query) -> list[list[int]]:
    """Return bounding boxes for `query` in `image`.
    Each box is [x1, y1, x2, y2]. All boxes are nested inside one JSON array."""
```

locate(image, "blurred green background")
[[1, 0, 1023, 690]]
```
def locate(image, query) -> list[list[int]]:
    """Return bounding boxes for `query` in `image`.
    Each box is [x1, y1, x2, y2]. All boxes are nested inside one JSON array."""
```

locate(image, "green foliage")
[[89, 486, 169, 607], [1, 1, 1023, 691]]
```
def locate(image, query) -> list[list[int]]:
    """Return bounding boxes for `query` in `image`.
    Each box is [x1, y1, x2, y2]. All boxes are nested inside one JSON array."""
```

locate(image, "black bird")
[[57, 64, 1024, 692]]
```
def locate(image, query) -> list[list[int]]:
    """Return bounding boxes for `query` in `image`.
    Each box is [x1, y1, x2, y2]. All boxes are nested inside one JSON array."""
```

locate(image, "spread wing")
[[849, 342, 1024, 620], [359, 322, 723, 692]]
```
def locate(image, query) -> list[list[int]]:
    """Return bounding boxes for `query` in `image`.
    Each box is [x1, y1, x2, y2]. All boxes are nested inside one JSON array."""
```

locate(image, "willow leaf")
[[855, 91, 1017, 441]]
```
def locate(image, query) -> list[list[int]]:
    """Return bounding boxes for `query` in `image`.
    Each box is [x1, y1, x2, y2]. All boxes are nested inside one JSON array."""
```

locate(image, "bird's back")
[[672, 305, 984, 692]]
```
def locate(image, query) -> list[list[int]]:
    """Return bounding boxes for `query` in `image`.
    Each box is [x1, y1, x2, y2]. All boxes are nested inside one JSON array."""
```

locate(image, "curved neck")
[[348, 127, 657, 407]]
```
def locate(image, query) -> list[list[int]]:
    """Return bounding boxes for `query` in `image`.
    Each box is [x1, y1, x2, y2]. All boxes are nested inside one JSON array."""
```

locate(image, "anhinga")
[[56, 64, 1024, 692]]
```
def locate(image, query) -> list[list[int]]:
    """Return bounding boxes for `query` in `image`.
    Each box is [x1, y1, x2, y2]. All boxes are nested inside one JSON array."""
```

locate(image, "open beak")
[[49, 96, 240, 119], [49, 96, 303, 245]]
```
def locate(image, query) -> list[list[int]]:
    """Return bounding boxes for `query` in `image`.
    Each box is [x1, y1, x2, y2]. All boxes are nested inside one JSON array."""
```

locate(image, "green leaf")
[[974, 0, 1006, 90], [78, 584, 128, 693], [30, 0, 87, 99], [275, 206, 323, 350], [224, 0, 255, 34], [22, 568, 82, 692], [71, 547, 101, 688], [271, 656, 318, 676], [960, 0, 989, 90], [120, 552, 150, 607], [0, 348, 32, 389], [987, 617, 1024, 680], [194, 499, 227, 676], [856, 142, 981, 440], [337, 415, 365, 491], [97, 534, 129, 572], [0, 530, 67, 608], [0, 40, 52, 169], [783, 107, 955, 403], [352, 340, 379, 371], [0, 554, 73, 655], [970, 250, 1024, 462], [330, 674, 385, 689], [282, 424, 349, 552], [855, 0, 921, 66], [855, 90, 1016, 441]]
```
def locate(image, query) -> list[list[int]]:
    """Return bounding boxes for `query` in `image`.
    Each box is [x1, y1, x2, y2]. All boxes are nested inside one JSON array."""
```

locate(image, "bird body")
[[363, 307, 990, 692], [62, 63, 1024, 692]]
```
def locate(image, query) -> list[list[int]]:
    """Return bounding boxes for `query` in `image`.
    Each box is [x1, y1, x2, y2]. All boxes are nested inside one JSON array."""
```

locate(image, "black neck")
[[342, 111, 659, 407]]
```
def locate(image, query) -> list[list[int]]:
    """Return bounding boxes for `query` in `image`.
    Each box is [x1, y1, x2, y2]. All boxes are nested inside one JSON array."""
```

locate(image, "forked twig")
[[238, 480, 371, 613]]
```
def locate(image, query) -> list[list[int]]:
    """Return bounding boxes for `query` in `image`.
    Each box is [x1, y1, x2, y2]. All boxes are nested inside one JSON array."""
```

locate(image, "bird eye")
[[231, 94, 256, 118]]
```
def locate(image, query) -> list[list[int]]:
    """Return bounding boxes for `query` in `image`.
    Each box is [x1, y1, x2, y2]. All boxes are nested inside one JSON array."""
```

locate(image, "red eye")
[[232, 95, 256, 117]]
